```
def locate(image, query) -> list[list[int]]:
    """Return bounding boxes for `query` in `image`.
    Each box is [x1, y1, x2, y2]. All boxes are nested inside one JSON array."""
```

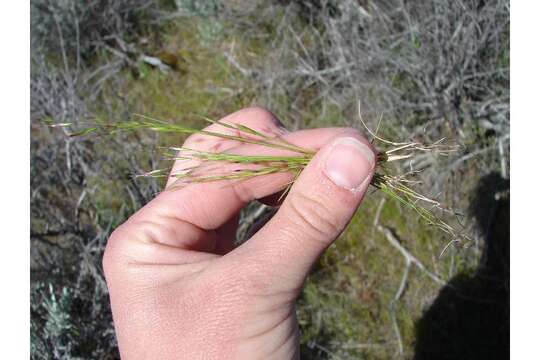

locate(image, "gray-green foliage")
[[31, 284, 76, 359], [175, 0, 224, 43], [31, 0, 162, 63], [174, 0, 222, 17]]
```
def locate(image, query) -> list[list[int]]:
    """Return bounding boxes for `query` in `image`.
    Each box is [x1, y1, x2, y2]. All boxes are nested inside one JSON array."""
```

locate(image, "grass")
[[54, 108, 470, 248]]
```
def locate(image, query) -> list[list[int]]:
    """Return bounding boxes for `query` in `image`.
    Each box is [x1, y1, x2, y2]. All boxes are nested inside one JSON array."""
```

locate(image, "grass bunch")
[[53, 114, 469, 243]]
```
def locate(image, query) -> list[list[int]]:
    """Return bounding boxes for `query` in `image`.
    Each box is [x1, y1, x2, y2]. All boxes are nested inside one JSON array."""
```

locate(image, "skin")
[[103, 107, 376, 359]]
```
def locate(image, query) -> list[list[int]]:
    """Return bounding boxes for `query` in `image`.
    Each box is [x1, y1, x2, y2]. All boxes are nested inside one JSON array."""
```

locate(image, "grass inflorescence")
[[53, 113, 469, 244]]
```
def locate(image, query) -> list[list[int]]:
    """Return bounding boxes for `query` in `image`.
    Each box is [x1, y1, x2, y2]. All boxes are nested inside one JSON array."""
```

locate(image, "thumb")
[[241, 133, 376, 290]]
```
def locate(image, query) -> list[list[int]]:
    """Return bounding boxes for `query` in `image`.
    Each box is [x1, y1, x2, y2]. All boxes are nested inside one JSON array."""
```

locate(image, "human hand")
[[103, 107, 376, 359]]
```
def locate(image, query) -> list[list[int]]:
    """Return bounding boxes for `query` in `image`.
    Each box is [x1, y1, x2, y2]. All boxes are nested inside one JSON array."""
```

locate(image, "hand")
[[103, 107, 376, 359]]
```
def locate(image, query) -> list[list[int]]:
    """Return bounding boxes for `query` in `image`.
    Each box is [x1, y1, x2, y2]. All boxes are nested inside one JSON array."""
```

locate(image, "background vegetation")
[[31, 0, 509, 359]]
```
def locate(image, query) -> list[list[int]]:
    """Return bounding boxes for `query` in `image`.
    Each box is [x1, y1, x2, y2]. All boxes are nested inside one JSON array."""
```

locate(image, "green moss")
[[294, 189, 478, 358]]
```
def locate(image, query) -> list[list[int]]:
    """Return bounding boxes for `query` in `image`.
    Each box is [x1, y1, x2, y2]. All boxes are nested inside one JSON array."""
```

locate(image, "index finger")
[[166, 107, 287, 188]]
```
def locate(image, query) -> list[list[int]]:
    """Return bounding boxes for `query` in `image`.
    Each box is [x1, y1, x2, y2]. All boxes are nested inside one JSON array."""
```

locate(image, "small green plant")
[[52, 113, 469, 243]]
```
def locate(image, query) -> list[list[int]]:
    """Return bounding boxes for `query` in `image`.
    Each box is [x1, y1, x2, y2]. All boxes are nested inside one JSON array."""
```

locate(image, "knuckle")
[[182, 132, 207, 147], [239, 105, 273, 117], [287, 191, 341, 241], [102, 220, 161, 277], [102, 226, 126, 279], [343, 127, 361, 136], [236, 106, 279, 125], [340, 127, 365, 140]]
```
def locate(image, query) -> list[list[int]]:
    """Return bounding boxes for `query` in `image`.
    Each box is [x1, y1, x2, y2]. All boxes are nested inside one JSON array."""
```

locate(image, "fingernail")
[[324, 137, 375, 191]]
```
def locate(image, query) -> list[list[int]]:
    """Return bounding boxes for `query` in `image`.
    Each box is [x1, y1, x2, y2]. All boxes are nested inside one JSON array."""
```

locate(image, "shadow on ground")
[[414, 172, 510, 360]]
